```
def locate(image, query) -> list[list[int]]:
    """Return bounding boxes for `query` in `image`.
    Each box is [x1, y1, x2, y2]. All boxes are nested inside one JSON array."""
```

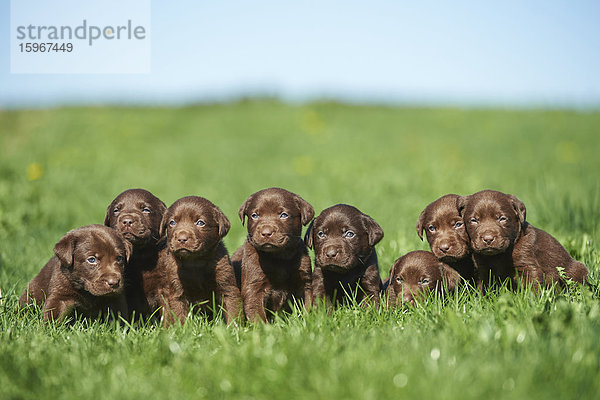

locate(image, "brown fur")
[[386, 250, 460, 306], [305, 204, 383, 307], [458, 190, 589, 291], [233, 188, 313, 322], [19, 225, 132, 321], [104, 188, 167, 320], [154, 196, 242, 325], [417, 194, 477, 284]]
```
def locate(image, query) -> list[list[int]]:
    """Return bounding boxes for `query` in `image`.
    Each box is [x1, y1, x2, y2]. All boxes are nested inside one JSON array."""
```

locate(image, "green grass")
[[1, 100, 599, 399]]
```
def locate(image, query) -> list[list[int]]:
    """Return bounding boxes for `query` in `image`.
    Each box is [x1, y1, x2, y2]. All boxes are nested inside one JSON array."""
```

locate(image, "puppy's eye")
[[142, 207, 151, 213], [419, 278, 430, 285], [470, 218, 478, 224], [428, 225, 436, 232], [251, 213, 259, 220], [87, 257, 97, 264], [454, 221, 463, 229], [280, 212, 288, 219], [169, 220, 176, 227], [499, 216, 507, 222], [318, 231, 326, 238], [344, 231, 355, 238], [396, 276, 402, 283], [196, 220, 205, 226], [116, 255, 124, 263], [113, 208, 120, 215]]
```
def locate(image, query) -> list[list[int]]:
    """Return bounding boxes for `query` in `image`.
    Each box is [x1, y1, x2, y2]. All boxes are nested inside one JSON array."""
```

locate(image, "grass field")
[[1, 100, 599, 399]]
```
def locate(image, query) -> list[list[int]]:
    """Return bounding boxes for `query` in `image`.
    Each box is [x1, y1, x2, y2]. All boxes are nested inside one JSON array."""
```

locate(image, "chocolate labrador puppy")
[[458, 190, 589, 290], [306, 204, 383, 307], [19, 224, 131, 321], [417, 194, 477, 284], [386, 250, 460, 306], [232, 187, 313, 322], [104, 188, 167, 320], [156, 196, 242, 325]]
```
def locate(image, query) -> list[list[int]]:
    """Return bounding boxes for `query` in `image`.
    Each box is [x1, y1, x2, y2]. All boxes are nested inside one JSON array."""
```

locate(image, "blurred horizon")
[[1, 0, 599, 110]]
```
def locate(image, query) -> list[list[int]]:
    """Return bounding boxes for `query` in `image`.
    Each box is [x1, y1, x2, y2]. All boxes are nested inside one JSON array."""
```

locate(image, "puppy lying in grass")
[[386, 250, 461, 306], [156, 196, 242, 325], [458, 190, 589, 291], [19, 225, 131, 321], [306, 204, 383, 307]]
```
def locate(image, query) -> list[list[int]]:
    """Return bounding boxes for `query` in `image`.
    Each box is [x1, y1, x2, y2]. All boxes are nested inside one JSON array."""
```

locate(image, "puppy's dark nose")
[[326, 248, 338, 259], [261, 227, 274, 238], [439, 243, 451, 253], [177, 233, 189, 244], [105, 276, 121, 289], [402, 295, 415, 305], [121, 217, 134, 227], [482, 234, 495, 245]]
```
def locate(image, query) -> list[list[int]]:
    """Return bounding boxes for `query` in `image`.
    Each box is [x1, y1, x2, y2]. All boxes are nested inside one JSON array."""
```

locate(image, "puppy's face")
[[387, 251, 459, 306], [239, 188, 314, 253], [417, 194, 470, 262], [458, 190, 526, 255], [54, 225, 132, 297], [306, 204, 383, 273], [161, 196, 230, 258], [104, 189, 166, 247]]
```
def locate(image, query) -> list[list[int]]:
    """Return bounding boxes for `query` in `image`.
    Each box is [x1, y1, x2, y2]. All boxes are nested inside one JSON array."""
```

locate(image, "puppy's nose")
[[121, 217, 134, 227], [177, 233, 189, 244], [482, 234, 495, 245], [402, 295, 415, 305], [326, 248, 338, 258], [261, 227, 274, 238], [439, 243, 451, 253], [105, 276, 121, 289]]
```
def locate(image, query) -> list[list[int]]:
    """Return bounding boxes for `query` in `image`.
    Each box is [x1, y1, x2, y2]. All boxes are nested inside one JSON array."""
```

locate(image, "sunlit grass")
[[0, 101, 599, 399]]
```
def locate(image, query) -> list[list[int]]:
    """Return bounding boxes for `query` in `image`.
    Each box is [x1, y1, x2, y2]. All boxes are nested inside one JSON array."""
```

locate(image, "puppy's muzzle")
[[171, 229, 199, 253], [402, 294, 415, 305], [434, 238, 468, 260], [474, 230, 507, 254], [118, 213, 146, 236], [103, 274, 122, 290], [91, 272, 123, 296], [438, 243, 451, 254], [325, 246, 340, 260], [318, 245, 353, 271], [251, 224, 287, 248]]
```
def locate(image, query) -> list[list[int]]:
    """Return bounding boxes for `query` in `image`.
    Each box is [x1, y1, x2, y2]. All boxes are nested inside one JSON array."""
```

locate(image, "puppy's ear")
[[509, 194, 526, 227], [215, 207, 231, 238], [238, 194, 254, 226], [104, 199, 116, 226], [159, 211, 171, 238], [304, 219, 315, 249], [156, 199, 168, 220], [294, 194, 314, 226], [387, 262, 397, 287], [123, 239, 133, 263], [362, 214, 384, 246], [150, 199, 168, 238], [386, 261, 399, 306], [438, 263, 461, 293], [54, 232, 76, 268], [456, 195, 468, 216], [416, 208, 427, 241]]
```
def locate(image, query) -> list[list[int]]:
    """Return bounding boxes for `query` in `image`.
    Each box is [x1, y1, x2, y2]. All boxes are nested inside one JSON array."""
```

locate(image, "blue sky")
[[1, 0, 599, 108]]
